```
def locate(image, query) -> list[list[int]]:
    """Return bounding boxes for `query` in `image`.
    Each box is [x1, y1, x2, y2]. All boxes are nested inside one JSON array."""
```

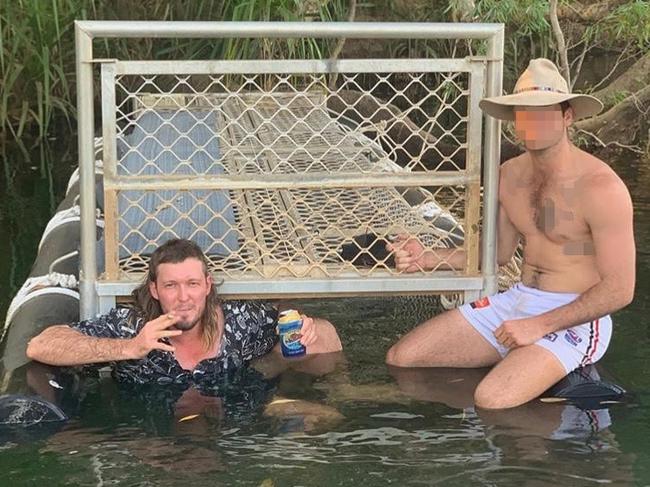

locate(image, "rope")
[[65, 159, 104, 195], [38, 205, 104, 252], [2, 273, 80, 340]]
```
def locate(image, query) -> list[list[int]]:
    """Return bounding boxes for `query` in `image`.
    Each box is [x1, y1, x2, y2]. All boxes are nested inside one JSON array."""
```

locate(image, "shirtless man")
[[385, 58, 635, 409]]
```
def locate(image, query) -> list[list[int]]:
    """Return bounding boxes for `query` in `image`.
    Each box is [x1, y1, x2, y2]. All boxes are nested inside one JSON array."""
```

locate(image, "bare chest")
[[503, 180, 590, 244], [174, 341, 220, 371]]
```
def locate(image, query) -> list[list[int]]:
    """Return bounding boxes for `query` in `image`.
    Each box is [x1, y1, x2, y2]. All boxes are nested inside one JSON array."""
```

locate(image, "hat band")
[[513, 85, 567, 95]]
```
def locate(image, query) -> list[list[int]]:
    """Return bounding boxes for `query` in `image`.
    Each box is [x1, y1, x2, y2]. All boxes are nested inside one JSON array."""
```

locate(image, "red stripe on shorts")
[[580, 321, 595, 367], [586, 319, 600, 364]]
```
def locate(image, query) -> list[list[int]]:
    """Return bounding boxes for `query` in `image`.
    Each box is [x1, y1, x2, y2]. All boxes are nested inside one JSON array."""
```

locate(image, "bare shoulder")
[[500, 152, 528, 177], [577, 150, 632, 217], [499, 152, 529, 193]]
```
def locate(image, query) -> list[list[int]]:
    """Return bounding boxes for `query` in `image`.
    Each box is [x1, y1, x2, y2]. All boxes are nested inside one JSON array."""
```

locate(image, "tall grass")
[[0, 0, 76, 145], [2, 0, 647, 153], [0, 0, 351, 150]]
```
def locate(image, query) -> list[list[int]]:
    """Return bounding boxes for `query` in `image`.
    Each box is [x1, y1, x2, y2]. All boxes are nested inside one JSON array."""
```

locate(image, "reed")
[[0, 0, 350, 148]]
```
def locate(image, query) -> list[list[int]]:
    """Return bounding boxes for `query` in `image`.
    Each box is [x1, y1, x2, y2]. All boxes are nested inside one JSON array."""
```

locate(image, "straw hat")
[[479, 58, 603, 121]]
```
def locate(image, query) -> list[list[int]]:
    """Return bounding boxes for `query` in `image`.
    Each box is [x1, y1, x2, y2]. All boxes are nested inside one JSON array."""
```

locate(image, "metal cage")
[[74, 21, 504, 318]]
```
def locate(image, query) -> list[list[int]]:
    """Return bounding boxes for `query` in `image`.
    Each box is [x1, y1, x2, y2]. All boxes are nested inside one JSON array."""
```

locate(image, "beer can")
[[277, 309, 306, 358]]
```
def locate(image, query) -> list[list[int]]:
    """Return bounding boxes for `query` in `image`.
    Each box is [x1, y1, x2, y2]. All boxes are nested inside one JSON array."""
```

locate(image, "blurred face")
[[514, 104, 572, 151], [149, 258, 212, 331]]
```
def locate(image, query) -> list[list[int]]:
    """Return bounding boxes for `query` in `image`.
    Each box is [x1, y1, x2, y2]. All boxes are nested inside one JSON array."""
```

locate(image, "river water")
[[0, 137, 648, 486]]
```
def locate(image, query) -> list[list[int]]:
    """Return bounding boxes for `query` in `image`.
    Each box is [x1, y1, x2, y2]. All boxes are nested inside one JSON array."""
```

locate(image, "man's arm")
[[390, 167, 519, 272], [26, 325, 136, 365], [495, 174, 635, 348], [26, 313, 183, 366], [496, 203, 521, 266]]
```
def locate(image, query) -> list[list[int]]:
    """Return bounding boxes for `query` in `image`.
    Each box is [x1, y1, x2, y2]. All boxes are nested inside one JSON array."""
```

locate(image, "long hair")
[[131, 239, 222, 349]]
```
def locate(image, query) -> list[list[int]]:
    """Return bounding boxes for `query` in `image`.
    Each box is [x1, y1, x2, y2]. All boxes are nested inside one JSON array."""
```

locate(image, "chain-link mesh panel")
[[114, 72, 469, 175], [104, 69, 477, 284], [114, 184, 466, 279]]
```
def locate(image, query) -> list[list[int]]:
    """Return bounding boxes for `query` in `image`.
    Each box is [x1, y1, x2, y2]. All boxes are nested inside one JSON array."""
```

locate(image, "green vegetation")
[[1, 0, 648, 152], [0, 0, 350, 147], [592, 0, 650, 48]]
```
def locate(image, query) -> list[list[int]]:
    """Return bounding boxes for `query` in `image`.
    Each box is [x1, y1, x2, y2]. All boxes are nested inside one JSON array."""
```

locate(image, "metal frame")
[[75, 21, 503, 319]]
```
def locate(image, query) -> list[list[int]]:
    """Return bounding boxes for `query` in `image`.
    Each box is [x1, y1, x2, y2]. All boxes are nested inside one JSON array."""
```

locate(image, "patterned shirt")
[[69, 300, 279, 387]]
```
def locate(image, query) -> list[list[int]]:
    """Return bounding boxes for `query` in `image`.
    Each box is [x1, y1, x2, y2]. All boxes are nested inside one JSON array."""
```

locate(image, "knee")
[[385, 342, 412, 367], [474, 382, 518, 410], [314, 319, 342, 353], [473, 384, 502, 410]]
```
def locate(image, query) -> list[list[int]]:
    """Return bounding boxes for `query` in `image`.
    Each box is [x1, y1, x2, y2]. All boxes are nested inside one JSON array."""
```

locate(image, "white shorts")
[[458, 283, 612, 374]]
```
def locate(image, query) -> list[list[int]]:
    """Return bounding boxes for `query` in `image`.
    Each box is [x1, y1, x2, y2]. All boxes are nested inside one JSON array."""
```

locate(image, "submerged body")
[[26, 239, 342, 385]]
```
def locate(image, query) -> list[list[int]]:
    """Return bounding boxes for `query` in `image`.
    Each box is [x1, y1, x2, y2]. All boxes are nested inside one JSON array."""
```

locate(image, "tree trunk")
[[591, 51, 650, 107], [550, 0, 571, 87], [575, 85, 650, 146]]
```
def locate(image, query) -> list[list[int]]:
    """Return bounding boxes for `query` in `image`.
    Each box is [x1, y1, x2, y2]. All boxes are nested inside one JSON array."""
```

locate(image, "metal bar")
[[100, 63, 118, 179], [76, 21, 504, 40], [75, 20, 507, 302], [466, 61, 486, 180], [480, 26, 504, 297], [114, 58, 472, 75], [75, 22, 98, 319], [98, 295, 117, 316], [100, 63, 119, 280], [104, 171, 471, 191], [464, 60, 486, 275], [97, 274, 485, 297], [103, 192, 119, 280], [464, 289, 480, 303]]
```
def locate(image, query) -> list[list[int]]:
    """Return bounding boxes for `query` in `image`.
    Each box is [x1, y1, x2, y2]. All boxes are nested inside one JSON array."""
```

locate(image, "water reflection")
[[387, 366, 634, 485], [0, 140, 648, 484], [389, 366, 619, 439], [0, 350, 639, 486]]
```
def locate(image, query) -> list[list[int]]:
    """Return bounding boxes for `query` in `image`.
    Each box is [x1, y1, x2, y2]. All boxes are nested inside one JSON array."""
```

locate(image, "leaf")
[[539, 397, 567, 403], [178, 414, 200, 422], [268, 398, 297, 406]]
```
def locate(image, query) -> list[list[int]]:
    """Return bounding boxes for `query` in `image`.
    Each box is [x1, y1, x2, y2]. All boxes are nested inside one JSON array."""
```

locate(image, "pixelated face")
[[514, 104, 571, 151], [149, 257, 212, 331]]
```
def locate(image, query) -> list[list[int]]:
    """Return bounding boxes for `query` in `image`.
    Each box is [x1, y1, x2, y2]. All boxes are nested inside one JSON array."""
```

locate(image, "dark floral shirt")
[[69, 300, 279, 387]]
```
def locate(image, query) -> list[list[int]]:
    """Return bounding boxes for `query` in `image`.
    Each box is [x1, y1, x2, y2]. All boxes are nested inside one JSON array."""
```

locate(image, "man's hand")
[[494, 317, 547, 349], [386, 235, 431, 273], [299, 315, 318, 347], [127, 313, 183, 359]]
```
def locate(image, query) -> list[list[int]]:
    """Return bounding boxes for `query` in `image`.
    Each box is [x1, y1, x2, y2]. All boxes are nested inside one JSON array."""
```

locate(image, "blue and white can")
[[277, 309, 306, 358]]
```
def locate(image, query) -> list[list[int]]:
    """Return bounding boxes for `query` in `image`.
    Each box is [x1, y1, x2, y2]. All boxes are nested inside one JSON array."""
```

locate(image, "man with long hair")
[[27, 238, 342, 384], [385, 59, 635, 409]]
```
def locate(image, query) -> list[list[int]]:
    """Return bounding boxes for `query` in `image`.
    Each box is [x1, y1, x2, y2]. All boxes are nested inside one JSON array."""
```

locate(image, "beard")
[[173, 318, 200, 331], [171, 308, 203, 331]]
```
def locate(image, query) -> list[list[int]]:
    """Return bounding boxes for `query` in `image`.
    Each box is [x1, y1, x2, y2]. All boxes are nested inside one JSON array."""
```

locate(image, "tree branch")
[[575, 85, 650, 147], [328, 0, 357, 90], [569, 38, 592, 90], [591, 50, 650, 105], [550, 0, 571, 86], [576, 129, 644, 153]]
